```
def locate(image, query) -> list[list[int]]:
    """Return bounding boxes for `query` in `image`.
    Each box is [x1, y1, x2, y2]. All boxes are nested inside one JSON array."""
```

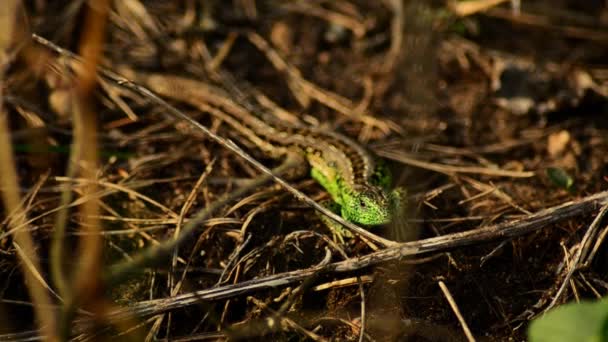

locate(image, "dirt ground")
[[2, 0, 608, 341]]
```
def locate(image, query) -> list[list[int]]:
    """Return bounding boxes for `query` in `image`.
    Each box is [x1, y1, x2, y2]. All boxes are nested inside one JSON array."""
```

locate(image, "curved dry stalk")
[[280, 2, 367, 38], [50, 141, 81, 298], [375, 148, 535, 178], [439, 281, 475, 342], [46, 3, 111, 340]]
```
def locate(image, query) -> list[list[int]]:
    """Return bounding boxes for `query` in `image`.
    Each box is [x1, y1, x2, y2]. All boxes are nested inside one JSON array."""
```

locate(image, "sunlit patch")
[[340, 184, 394, 225]]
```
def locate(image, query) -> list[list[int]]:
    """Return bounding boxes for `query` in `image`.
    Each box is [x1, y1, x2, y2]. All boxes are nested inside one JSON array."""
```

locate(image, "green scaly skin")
[[311, 161, 404, 242]]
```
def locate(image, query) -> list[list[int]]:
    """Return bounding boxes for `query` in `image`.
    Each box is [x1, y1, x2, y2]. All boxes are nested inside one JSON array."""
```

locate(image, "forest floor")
[[3, 1, 608, 341]]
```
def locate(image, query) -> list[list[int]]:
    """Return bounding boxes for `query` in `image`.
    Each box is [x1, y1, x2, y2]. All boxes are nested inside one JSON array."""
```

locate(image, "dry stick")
[[101, 190, 608, 321], [9, 174, 62, 302], [375, 149, 535, 178], [382, 0, 405, 74], [438, 281, 476, 342], [0, 329, 41, 342], [176, 161, 217, 273], [70, 0, 108, 293], [461, 176, 532, 215], [218, 236, 253, 327], [357, 276, 366, 342], [448, 0, 511, 17], [281, 2, 366, 38], [485, 7, 608, 43], [161, 159, 216, 339], [582, 223, 608, 268], [50, 128, 81, 297], [312, 275, 374, 292], [544, 203, 608, 313]]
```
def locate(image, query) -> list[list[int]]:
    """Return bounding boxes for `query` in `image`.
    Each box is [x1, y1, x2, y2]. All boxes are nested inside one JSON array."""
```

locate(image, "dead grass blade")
[[375, 148, 535, 178]]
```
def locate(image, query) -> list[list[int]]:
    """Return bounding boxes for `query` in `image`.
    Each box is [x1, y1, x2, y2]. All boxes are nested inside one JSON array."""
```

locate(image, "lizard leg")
[[318, 199, 353, 244], [310, 167, 352, 243], [308, 153, 342, 203]]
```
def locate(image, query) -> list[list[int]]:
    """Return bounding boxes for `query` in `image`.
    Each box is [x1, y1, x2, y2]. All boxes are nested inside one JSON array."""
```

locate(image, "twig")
[[485, 7, 608, 43], [358, 276, 366, 342], [375, 149, 535, 178], [438, 281, 475, 342], [162, 158, 216, 338], [58, 2, 110, 339], [582, 223, 608, 267], [382, 0, 404, 74], [544, 203, 608, 313], [281, 2, 366, 38], [312, 275, 373, 291], [448, 0, 511, 17]]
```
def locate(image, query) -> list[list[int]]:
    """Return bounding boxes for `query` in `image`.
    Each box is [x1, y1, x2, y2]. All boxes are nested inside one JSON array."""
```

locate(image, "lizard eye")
[[359, 199, 366, 208]]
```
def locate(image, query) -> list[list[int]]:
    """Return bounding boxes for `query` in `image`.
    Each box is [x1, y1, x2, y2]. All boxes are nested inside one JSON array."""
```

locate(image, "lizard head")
[[340, 184, 403, 226]]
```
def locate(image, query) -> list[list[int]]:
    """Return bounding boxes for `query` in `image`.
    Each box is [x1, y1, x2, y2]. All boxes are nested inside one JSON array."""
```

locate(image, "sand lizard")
[[131, 72, 404, 239]]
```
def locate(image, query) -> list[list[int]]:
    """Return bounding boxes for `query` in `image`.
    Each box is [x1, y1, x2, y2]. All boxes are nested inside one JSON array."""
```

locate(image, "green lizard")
[[132, 72, 404, 239]]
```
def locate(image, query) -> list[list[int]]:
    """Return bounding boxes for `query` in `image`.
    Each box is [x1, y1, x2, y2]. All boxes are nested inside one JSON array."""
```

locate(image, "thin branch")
[[544, 203, 608, 313], [439, 281, 475, 342], [375, 149, 535, 178]]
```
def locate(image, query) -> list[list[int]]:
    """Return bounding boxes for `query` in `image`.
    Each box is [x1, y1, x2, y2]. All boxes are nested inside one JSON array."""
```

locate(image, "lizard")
[[128, 71, 404, 240]]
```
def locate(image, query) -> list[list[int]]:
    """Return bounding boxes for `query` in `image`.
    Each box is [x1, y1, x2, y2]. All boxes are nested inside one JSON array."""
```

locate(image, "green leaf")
[[528, 299, 608, 342], [546, 167, 574, 190]]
